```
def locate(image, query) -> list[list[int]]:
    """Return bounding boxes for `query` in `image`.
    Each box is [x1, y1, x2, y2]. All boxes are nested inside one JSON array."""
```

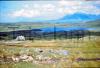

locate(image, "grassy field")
[[0, 36, 100, 68], [0, 23, 84, 32]]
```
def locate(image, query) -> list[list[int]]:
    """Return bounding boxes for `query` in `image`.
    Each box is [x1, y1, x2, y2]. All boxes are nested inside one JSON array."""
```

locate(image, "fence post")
[[88, 30, 91, 40], [54, 25, 56, 40], [8, 26, 19, 39]]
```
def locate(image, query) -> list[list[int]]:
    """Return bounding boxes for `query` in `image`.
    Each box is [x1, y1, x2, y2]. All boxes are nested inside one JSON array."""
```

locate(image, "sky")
[[0, 0, 100, 23]]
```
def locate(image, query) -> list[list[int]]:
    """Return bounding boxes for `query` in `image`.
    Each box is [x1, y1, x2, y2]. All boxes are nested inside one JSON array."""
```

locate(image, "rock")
[[58, 50, 69, 55], [15, 35, 25, 41], [22, 56, 33, 62], [12, 54, 34, 62], [39, 50, 43, 53], [12, 56, 20, 62], [49, 49, 69, 56], [48, 49, 54, 53], [34, 48, 44, 53], [28, 56, 34, 61], [36, 55, 43, 60], [19, 54, 28, 60]]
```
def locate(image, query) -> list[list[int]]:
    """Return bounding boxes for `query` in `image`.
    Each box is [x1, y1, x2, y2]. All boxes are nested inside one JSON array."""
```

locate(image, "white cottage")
[[15, 35, 25, 41]]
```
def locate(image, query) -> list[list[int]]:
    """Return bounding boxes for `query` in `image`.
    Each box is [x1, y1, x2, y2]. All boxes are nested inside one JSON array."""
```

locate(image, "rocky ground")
[[0, 36, 100, 68]]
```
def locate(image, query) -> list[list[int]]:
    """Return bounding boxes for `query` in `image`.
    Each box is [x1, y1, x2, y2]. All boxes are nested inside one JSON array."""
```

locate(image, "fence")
[[0, 26, 94, 41]]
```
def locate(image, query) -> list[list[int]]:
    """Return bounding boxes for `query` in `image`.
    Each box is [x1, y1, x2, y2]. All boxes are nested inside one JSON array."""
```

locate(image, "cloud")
[[42, 4, 56, 11], [11, 9, 40, 18], [58, 0, 81, 6], [58, 0, 100, 15], [10, 3, 60, 20], [10, 1, 100, 20]]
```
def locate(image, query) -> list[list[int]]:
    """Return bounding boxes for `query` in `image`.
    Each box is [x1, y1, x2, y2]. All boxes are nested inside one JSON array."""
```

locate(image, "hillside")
[[84, 19, 100, 31], [86, 19, 100, 27], [51, 13, 100, 23]]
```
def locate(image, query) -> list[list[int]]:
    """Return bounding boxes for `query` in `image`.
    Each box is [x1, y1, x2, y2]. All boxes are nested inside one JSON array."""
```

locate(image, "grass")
[[0, 36, 100, 68], [0, 23, 67, 32]]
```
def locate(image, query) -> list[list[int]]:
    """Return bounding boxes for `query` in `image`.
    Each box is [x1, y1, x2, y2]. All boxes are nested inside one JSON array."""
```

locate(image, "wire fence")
[[0, 26, 94, 41]]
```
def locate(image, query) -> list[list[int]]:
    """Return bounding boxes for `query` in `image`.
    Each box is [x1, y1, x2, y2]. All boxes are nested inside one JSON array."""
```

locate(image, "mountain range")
[[48, 13, 100, 23]]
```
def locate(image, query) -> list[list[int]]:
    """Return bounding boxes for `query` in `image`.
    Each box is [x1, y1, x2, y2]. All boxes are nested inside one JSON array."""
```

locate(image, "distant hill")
[[46, 13, 100, 23], [59, 13, 100, 22], [84, 19, 100, 31], [86, 19, 100, 27], [0, 13, 100, 32]]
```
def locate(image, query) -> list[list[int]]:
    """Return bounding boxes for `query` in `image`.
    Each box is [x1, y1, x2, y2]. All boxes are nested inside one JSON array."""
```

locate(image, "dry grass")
[[0, 36, 100, 68]]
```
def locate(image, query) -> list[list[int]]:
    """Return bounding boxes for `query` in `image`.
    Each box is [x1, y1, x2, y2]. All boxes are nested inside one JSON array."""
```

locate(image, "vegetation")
[[0, 21, 100, 68], [0, 36, 100, 68]]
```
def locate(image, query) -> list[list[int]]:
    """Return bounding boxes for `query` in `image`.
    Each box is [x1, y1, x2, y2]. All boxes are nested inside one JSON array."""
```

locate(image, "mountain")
[[49, 13, 100, 23]]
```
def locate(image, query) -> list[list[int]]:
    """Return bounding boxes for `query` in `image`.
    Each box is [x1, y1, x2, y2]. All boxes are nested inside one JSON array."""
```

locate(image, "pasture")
[[0, 36, 100, 68]]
